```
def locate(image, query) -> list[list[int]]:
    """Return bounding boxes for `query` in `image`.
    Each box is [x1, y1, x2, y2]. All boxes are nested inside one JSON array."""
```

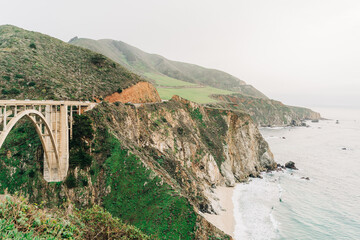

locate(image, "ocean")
[[233, 107, 360, 240]]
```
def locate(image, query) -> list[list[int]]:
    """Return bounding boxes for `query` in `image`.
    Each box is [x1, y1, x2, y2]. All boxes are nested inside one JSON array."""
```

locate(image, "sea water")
[[233, 107, 360, 240]]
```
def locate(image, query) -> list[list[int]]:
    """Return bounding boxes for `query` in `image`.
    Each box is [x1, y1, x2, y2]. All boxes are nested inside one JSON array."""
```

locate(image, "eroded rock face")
[[104, 81, 161, 103], [222, 113, 276, 185], [211, 94, 321, 126], [97, 95, 276, 215]]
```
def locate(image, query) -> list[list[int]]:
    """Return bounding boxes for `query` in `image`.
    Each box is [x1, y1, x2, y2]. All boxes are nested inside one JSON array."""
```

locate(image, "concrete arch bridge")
[[0, 100, 96, 182]]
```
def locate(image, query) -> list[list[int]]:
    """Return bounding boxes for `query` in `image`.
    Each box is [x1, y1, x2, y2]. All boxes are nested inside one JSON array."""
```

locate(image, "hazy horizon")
[[1, 0, 359, 109]]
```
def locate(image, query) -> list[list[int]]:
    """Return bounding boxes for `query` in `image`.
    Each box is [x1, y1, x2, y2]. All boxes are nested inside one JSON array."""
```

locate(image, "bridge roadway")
[[0, 100, 96, 182]]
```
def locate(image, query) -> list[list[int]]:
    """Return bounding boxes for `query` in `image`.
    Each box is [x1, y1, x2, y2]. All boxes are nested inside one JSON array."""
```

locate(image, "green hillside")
[[0, 25, 231, 239], [70, 38, 268, 100], [0, 195, 149, 239], [0, 25, 143, 101], [69, 37, 321, 124]]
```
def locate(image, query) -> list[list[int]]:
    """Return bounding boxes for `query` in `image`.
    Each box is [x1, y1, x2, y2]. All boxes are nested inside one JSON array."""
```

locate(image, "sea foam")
[[233, 174, 280, 240]]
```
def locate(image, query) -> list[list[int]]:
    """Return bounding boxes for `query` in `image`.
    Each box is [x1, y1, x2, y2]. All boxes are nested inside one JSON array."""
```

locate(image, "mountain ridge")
[[70, 37, 269, 99], [70, 36, 321, 125], [0, 25, 145, 101]]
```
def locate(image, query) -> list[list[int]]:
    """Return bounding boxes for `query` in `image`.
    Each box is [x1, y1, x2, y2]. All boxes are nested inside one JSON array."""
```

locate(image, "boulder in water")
[[285, 161, 298, 170]]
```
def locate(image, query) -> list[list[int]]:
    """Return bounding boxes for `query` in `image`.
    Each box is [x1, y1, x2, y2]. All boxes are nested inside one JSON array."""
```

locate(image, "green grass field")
[[157, 86, 233, 104], [144, 72, 196, 87]]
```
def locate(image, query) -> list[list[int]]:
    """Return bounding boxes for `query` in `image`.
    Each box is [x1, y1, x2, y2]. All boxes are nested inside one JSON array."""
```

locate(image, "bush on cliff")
[[0, 195, 149, 239]]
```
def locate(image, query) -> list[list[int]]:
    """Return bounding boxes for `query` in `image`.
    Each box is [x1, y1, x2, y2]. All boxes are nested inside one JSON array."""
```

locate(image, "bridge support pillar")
[[59, 104, 69, 180]]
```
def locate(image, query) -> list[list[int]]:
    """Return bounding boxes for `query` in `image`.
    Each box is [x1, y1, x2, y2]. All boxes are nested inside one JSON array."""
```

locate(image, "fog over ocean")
[[234, 107, 360, 239]]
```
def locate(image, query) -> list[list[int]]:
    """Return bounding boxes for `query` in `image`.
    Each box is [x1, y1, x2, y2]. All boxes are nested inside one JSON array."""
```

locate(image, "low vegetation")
[[0, 195, 149, 239], [144, 72, 196, 87], [101, 133, 197, 239], [157, 86, 233, 103], [0, 25, 142, 100]]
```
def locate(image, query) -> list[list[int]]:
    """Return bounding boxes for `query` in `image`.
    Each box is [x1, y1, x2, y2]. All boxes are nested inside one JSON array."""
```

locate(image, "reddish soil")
[[104, 82, 161, 103]]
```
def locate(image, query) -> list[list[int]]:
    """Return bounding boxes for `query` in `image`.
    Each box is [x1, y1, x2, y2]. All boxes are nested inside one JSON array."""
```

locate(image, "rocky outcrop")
[[0, 92, 275, 239], [211, 94, 321, 126], [94, 95, 276, 216], [104, 81, 161, 103], [285, 161, 298, 170]]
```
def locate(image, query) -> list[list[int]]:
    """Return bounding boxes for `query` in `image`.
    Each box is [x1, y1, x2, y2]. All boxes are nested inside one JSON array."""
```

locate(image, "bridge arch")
[[0, 109, 62, 181], [0, 100, 95, 182]]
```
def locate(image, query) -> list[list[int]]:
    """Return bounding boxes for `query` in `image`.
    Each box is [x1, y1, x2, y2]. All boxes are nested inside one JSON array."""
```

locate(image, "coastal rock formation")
[[285, 161, 298, 170], [211, 94, 321, 126], [93, 95, 276, 215], [0, 25, 278, 239]]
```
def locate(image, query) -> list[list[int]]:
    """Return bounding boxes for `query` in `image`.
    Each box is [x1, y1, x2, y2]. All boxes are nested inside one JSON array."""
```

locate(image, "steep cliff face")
[[0, 95, 275, 239], [211, 94, 321, 126], [92, 96, 276, 215], [0, 25, 279, 239], [104, 81, 161, 103]]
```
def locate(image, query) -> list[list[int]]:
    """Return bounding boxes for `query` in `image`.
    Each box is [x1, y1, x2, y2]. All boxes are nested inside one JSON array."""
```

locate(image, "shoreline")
[[202, 186, 236, 238]]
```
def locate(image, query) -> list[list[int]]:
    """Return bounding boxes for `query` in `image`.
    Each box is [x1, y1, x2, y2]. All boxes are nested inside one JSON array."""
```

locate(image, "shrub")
[[75, 205, 150, 239], [116, 88, 122, 93], [90, 54, 106, 66], [190, 108, 203, 122], [0, 195, 81, 239], [69, 149, 92, 169], [64, 172, 77, 188], [8, 88, 20, 95], [2, 76, 10, 81], [70, 114, 94, 149], [14, 74, 24, 79], [29, 43, 37, 49], [0, 195, 150, 239], [177, 127, 184, 135]]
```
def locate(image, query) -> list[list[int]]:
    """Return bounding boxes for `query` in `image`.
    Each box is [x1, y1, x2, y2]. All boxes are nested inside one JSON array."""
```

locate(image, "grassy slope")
[[0, 25, 143, 100], [70, 38, 269, 100], [0, 195, 149, 239], [144, 72, 196, 87], [101, 133, 197, 240], [158, 86, 233, 104]]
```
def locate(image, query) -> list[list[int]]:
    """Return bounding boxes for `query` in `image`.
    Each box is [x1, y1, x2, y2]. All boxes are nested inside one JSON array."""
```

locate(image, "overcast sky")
[[1, 0, 359, 108]]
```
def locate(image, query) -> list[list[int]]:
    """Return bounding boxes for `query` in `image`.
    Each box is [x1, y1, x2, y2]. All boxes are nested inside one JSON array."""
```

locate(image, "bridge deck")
[[0, 100, 95, 106]]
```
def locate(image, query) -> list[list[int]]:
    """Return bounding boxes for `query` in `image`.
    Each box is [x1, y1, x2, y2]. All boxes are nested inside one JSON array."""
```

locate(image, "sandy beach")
[[202, 186, 235, 238]]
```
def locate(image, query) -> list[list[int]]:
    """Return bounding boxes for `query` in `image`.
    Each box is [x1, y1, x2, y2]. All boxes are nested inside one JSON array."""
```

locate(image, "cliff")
[[0, 25, 278, 239], [211, 94, 321, 126], [92, 95, 276, 208], [0, 94, 276, 239]]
